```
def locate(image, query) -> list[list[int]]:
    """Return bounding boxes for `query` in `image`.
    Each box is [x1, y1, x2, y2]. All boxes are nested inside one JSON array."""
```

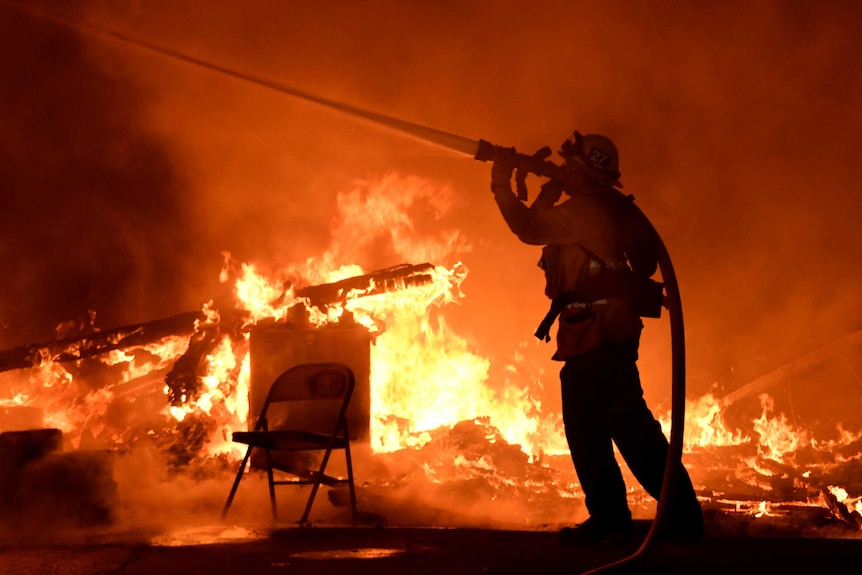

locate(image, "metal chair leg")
[[343, 423, 357, 525], [222, 445, 254, 519], [265, 448, 278, 520], [299, 449, 331, 525]]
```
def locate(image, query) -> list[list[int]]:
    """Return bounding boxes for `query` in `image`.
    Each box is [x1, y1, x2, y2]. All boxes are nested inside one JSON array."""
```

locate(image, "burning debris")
[[2, 249, 862, 533], [0, 311, 204, 375], [163, 263, 436, 408], [658, 333, 862, 533], [0, 173, 860, 535]]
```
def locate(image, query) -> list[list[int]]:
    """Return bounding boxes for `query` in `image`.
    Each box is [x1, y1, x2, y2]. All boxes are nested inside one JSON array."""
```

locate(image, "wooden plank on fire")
[[295, 263, 435, 308], [0, 262, 436, 377], [163, 263, 435, 405], [721, 328, 862, 408], [0, 311, 204, 374]]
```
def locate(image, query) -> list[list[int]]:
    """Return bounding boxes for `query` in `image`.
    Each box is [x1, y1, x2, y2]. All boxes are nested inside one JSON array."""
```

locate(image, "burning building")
[[2, 176, 862, 535], [2, 0, 862, 547]]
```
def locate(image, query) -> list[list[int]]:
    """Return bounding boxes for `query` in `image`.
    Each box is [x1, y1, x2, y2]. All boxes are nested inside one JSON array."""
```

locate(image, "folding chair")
[[221, 362, 358, 524]]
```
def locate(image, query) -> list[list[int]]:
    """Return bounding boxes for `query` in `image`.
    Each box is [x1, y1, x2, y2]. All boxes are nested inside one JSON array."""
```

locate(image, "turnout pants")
[[560, 336, 702, 530]]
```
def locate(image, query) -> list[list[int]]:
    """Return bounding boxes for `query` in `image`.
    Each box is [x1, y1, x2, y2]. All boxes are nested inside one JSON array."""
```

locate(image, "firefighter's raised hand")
[[491, 146, 518, 189]]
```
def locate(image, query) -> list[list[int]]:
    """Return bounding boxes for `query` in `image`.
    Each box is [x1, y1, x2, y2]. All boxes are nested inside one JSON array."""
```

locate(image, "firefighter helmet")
[[559, 131, 622, 187]]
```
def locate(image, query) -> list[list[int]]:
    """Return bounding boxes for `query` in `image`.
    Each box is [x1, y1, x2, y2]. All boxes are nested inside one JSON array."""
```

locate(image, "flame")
[[219, 257, 559, 458], [829, 486, 862, 516], [117, 336, 191, 382], [752, 393, 809, 464], [169, 342, 250, 459], [660, 391, 750, 449], [659, 389, 862, 459], [752, 500, 779, 518], [7, 171, 862, 527], [164, 306, 250, 458], [363, 276, 492, 452], [167, 174, 565, 460], [234, 263, 297, 324]]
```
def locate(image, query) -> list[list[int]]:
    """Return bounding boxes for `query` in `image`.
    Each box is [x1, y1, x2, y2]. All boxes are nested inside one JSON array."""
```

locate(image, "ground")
[[2, 515, 862, 575]]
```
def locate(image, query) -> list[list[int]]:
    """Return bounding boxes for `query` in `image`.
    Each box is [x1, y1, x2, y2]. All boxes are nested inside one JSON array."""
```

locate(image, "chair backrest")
[[255, 362, 355, 435]]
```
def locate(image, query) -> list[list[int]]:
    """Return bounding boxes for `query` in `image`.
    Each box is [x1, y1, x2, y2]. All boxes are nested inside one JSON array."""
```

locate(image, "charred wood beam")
[[1, 263, 437, 400], [0, 311, 204, 374], [294, 263, 435, 308], [721, 329, 862, 408]]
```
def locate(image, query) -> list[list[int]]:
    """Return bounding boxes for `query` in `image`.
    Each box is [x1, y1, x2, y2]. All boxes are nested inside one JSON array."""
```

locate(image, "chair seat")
[[232, 430, 350, 451]]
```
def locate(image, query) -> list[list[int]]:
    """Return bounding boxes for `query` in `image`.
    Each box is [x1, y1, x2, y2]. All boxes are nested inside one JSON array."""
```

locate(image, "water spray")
[[4, 2, 689, 572]]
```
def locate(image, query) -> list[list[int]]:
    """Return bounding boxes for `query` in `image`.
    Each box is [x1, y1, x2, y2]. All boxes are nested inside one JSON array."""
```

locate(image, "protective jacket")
[[493, 177, 660, 360]]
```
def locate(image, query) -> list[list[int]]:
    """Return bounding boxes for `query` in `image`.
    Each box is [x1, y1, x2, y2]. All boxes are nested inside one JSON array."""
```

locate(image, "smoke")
[[0, 1, 221, 347], [53, 0, 861, 403], [3, 0, 861, 419], [329, 173, 471, 269]]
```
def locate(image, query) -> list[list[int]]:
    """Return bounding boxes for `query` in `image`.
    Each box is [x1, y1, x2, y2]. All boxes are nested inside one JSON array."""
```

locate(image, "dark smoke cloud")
[[3, 0, 862, 407], [0, 1, 220, 346]]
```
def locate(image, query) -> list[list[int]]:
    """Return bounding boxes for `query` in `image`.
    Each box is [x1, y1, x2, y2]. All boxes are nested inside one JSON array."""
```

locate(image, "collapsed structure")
[[1, 259, 861, 534]]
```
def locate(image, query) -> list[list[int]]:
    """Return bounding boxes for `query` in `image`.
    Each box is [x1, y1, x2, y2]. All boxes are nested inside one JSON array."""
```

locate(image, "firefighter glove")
[[491, 146, 518, 188]]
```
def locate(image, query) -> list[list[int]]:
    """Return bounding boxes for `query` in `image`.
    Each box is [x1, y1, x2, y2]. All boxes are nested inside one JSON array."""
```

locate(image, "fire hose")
[[581, 239, 686, 574], [5, 3, 688, 571]]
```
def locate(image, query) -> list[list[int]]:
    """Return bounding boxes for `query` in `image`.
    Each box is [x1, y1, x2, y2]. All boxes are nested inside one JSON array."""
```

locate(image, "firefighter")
[[490, 131, 703, 543]]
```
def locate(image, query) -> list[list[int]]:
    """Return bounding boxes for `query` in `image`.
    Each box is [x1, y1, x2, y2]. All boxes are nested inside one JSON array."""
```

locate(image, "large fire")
[[1, 172, 861, 531]]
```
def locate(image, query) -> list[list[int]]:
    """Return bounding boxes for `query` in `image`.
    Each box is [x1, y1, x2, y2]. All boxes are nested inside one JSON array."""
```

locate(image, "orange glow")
[[152, 175, 567, 460], [119, 336, 191, 382], [214, 257, 561, 458], [752, 500, 779, 518], [752, 393, 809, 464], [659, 392, 750, 449], [829, 486, 862, 516], [3, 173, 861, 529], [234, 263, 296, 324]]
